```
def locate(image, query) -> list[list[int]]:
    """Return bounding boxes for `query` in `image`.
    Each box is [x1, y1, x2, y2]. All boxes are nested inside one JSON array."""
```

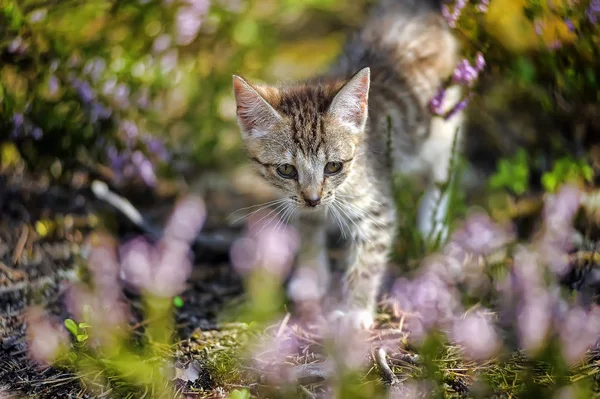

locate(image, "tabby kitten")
[[232, 0, 464, 329]]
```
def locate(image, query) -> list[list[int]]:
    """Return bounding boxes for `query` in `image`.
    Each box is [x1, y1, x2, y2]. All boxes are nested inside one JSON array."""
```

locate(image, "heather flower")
[[71, 78, 95, 103], [587, 0, 600, 24], [25, 307, 69, 366], [29, 9, 47, 23], [451, 211, 515, 256], [145, 136, 170, 161], [452, 55, 485, 87], [476, 0, 489, 13], [119, 237, 155, 293], [8, 37, 24, 54], [391, 271, 462, 340], [441, 0, 467, 28], [48, 75, 60, 96], [113, 83, 131, 109], [451, 311, 501, 360], [175, 0, 210, 45], [429, 87, 446, 115], [517, 292, 553, 355], [446, 95, 470, 119], [231, 209, 299, 280], [537, 185, 581, 276], [565, 18, 575, 32], [558, 305, 600, 366], [153, 34, 172, 53]]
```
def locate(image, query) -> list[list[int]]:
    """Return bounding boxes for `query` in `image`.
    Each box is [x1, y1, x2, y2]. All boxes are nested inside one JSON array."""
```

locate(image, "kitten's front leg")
[[287, 217, 330, 303], [334, 200, 395, 330]]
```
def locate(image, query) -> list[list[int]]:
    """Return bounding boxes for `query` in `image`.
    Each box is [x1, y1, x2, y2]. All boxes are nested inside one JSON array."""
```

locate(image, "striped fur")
[[233, 0, 464, 329]]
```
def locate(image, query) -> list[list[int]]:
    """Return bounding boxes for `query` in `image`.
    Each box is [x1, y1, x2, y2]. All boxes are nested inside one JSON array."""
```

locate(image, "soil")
[[0, 163, 275, 398]]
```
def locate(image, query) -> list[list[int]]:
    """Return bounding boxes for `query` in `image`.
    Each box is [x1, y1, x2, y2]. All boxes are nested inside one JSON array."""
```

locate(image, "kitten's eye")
[[276, 164, 297, 179], [324, 161, 343, 175]]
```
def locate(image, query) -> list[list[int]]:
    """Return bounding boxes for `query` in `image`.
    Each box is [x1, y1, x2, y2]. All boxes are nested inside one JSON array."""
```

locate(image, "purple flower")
[[31, 127, 43, 140], [451, 212, 515, 256], [451, 310, 500, 360], [231, 209, 299, 280], [48, 75, 60, 96], [146, 137, 170, 161], [137, 159, 157, 186], [441, 0, 467, 28], [475, 52, 485, 71], [29, 9, 47, 23], [153, 34, 172, 53], [25, 306, 69, 366], [120, 120, 139, 142], [587, 0, 600, 24], [429, 87, 446, 115], [12, 113, 24, 129], [8, 37, 24, 54], [476, 0, 489, 13], [446, 96, 470, 119], [558, 305, 600, 366], [452, 60, 479, 87], [119, 237, 154, 293], [72, 78, 95, 103], [565, 18, 575, 32]]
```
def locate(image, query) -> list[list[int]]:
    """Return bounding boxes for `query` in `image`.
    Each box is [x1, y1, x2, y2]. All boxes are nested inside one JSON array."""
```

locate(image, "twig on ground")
[[298, 384, 317, 399], [290, 362, 332, 384], [12, 225, 29, 264], [375, 348, 400, 386]]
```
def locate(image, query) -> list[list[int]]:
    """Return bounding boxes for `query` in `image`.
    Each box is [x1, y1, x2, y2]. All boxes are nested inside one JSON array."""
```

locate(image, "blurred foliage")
[[0, 0, 369, 187]]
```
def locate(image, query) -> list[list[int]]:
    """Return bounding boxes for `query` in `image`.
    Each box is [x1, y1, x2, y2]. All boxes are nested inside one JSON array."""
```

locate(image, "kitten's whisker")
[[328, 203, 348, 240], [254, 201, 292, 238], [336, 198, 389, 230], [334, 199, 366, 244], [251, 202, 288, 234], [228, 198, 288, 224]]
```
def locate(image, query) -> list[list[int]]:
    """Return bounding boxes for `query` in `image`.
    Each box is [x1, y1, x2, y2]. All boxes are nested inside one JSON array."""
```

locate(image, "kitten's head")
[[233, 68, 370, 211]]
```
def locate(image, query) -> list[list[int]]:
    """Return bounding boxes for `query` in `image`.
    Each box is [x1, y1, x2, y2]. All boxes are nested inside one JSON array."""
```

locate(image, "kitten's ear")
[[327, 67, 370, 133], [233, 75, 282, 138]]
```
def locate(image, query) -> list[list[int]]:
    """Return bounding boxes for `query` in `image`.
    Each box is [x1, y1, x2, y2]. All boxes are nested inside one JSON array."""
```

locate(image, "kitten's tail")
[[348, 0, 459, 107]]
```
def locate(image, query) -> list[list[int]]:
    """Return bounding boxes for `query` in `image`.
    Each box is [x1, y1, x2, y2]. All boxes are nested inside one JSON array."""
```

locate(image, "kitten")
[[232, 0, 464, 329]]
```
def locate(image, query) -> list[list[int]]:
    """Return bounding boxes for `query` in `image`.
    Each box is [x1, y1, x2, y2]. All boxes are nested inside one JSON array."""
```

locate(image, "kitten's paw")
[[328, 308, 375, 331], [287, 269, 328, 302]]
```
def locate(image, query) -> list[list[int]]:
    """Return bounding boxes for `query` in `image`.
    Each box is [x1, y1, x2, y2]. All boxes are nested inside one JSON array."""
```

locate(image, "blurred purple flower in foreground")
[[587, 0, 600, 24], [175, 0, 210, 45], [451, 211, 515, 256], [537, 185, 581, 276], [451, 310, 500, 360], [230, 209, 299, 280], [25, 307, 69, 366], [120, 196, 206, 297], [558, 305, 600, 366], [65, 235, 130, 337]]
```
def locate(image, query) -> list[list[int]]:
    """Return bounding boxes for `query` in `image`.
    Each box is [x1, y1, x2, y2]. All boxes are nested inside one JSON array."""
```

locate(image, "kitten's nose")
[[303, 195, 321, 207]]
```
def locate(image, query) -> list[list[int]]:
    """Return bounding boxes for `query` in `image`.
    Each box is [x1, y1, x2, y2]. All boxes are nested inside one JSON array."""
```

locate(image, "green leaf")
[[64, 319, 79, 337], [76, 334, 88, 343], [173, 296, 184, 308], [229, 389, 251, 399], [78, 322, 91, 329]]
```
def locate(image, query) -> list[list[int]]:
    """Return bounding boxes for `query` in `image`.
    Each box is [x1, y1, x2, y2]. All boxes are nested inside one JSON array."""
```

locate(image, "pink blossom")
[[25, 307, 69, 366], [451, 311, 501, 360]]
